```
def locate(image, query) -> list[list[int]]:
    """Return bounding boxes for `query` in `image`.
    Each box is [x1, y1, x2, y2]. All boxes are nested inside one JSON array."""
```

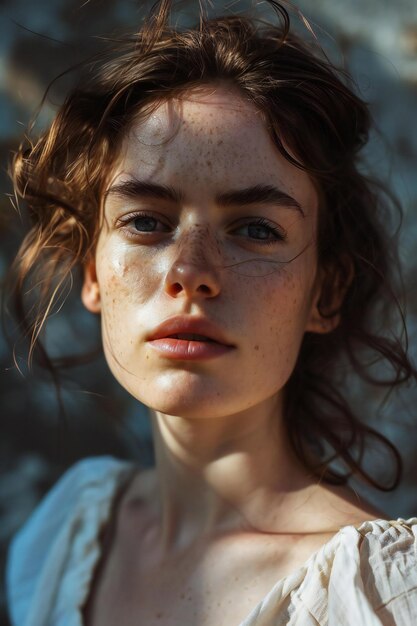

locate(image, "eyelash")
[[238, 217, 287, 244], [118, 212, 287, 245], [117, 212, 170, 241]]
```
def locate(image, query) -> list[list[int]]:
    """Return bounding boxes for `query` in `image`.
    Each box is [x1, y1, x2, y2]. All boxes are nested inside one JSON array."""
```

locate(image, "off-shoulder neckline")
[[238, 516, 417, 625], [79, 461, 417, 626]]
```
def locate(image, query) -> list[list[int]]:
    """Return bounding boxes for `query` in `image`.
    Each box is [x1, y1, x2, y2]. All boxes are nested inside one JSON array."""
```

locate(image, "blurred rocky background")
[[0, 1, 416, 624]]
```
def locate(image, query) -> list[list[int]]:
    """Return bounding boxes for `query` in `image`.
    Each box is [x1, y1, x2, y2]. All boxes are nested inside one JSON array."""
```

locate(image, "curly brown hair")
[[5, 0, 416, 489]]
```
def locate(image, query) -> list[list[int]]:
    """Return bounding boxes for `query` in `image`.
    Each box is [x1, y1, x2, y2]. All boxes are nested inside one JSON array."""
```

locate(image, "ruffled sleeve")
[[357, 518, 417, 624], [240, 518, 417, 626], [6, 455, 135, 626], [327, 519, 417, 626]]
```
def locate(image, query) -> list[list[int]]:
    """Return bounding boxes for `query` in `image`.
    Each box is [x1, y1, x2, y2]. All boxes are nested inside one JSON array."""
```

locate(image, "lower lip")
[[147, 338, 234, 360]]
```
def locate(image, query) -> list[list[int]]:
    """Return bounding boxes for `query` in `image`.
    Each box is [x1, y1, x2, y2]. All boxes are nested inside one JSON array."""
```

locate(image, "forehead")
[[109, 87, 318, 213]]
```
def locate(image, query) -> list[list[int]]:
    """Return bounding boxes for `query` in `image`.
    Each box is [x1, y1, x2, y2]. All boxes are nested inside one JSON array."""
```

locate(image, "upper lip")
[[147, 316, 234, 346]]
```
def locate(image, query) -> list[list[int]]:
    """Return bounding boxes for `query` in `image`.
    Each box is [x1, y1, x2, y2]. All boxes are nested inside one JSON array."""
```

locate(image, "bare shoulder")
[[306, 480, 389, 531]]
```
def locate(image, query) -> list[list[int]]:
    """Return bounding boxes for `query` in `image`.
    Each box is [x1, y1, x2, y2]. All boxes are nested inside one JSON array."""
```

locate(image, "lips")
[[147, 316, 233, 346], [146, 316, 235, 360], [167, 333, 215, 342]]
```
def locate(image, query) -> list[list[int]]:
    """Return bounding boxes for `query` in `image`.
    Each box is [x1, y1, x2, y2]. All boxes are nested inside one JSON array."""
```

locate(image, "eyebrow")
[[106, 179, 304, 216], [105, 179, 184, 204], [217, 184, 304, 216]]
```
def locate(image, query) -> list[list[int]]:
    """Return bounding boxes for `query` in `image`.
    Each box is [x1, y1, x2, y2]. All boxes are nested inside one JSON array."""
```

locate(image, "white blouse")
[[6, 456, 417, 626]]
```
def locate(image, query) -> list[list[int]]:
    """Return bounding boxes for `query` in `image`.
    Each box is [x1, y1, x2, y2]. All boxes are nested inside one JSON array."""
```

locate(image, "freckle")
[[254, 345, 259, 351]]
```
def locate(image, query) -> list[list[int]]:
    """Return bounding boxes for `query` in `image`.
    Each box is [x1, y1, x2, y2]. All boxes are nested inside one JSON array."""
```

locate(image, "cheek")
[[250, 264, 314, 325], [96, 246, 158, 359], [98, 245, 156, 306], [245, 264, 316, 362]]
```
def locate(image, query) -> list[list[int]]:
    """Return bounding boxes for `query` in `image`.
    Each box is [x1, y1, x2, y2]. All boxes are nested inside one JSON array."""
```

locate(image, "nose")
[[164, 228, 222, 299]]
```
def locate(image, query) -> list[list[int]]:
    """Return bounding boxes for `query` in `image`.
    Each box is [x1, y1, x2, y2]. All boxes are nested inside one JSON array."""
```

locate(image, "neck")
[[150, 394, 314, 553]]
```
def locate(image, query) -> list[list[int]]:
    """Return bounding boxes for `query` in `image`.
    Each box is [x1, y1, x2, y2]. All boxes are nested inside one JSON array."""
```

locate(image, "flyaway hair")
[[4, 0, 417, 489]]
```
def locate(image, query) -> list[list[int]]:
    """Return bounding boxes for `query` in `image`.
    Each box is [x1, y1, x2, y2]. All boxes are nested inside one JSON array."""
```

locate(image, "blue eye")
[[118, 212, 170, 238], [247, 223, 275, 240], [133, 215, 159, 232], [235, 218, 286, 243]]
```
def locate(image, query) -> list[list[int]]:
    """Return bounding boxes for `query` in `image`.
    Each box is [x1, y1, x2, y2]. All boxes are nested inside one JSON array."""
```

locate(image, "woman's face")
[[82, 86, 328, 418]]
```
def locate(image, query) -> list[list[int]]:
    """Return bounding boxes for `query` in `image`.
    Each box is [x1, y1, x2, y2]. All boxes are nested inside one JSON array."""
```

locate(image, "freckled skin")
[[88, 87, 322, 419], [81, 85, 386, 624]]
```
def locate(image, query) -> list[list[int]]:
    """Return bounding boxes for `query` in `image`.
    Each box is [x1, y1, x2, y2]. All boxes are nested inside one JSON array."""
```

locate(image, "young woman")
[[5, 1, 417, 624]]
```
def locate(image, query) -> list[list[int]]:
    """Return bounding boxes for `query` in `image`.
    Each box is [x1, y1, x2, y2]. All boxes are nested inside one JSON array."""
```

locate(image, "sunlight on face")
[[83, 86, 323, 419]]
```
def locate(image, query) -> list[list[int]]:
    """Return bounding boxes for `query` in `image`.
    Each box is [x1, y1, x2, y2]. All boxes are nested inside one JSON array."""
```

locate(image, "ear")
[[306, 281, 340, 334], [306, 259, 354, 335], [81, 257, 101, 314]]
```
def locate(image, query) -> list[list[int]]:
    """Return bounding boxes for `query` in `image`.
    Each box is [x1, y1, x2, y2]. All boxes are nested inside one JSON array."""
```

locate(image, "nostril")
[[164, 259, 221, 299], [171, 282, 183, 295]]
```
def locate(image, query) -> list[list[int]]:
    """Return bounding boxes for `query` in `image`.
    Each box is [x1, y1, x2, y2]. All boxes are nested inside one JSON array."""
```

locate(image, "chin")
[[124, 376, 243, 420], [140, 390, 231, 419], [108, 357, 283, 420]]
